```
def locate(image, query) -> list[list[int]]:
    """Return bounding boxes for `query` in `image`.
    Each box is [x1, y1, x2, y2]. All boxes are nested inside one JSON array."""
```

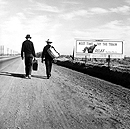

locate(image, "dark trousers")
[[45, 59, 52, 77], [25, 55, 33, 76]]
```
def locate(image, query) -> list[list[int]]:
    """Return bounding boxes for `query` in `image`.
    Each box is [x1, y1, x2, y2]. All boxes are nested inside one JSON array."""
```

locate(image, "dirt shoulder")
[[54, 58, 130, 89], [0, 58, 130, 129]]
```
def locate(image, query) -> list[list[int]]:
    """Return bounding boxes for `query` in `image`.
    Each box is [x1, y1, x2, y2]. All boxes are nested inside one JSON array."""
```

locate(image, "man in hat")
[[21, 34, 36, 79], [41, 39, 56, 79]]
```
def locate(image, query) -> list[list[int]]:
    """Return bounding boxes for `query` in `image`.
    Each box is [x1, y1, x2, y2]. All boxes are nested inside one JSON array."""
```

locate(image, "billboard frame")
[[74, 39, 124, 59]]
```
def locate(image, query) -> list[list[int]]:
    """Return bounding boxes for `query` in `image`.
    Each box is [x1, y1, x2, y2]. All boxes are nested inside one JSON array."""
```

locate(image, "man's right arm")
[[21, 42, 24, 60], [41, 47, 45, 63]]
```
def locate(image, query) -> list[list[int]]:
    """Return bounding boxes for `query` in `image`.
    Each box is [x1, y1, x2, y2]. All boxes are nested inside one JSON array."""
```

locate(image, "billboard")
[[75, 39, 124, 58]]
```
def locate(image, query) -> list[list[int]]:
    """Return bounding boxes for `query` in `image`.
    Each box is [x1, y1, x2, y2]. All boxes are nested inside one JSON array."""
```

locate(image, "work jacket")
[[42, 44, 53, 60], [21, 40, 36, 58]]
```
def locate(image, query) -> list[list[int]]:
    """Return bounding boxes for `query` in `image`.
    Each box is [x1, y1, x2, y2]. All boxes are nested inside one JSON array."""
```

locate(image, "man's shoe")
[[28, 75, 31, 79], [48, 73, 51, 77], [24, 75, 28, 79]]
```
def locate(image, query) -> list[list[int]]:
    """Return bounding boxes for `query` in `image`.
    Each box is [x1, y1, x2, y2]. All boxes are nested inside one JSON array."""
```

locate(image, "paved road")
[[0, 58, 130, 129]]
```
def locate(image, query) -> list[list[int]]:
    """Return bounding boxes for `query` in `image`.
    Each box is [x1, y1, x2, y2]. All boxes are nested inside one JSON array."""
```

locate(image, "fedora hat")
[[46, 39, 52, 43], [25, 34, 31, 39]]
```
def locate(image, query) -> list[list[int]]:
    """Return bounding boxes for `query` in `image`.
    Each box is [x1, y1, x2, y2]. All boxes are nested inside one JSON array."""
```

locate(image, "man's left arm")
[[32, 43, 36, 58], [52, 46, 60, 56]]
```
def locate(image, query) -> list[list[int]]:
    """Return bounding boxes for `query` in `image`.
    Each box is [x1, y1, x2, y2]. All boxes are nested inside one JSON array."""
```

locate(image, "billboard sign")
[[75, 39, 124, 58]]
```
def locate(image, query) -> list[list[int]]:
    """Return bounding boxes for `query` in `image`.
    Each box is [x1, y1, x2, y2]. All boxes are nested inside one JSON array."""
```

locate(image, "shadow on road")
[[0, 72, 25, 78], [0, 72, 47, 79], [31, 75, 47, 79]]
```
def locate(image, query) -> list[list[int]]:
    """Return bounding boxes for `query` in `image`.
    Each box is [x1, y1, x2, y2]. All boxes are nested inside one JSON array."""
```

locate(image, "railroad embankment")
[[0, 56, 20, 71]]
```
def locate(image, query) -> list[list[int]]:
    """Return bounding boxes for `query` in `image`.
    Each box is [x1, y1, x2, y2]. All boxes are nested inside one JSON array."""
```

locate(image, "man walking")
[[41, 39, 57, 79], [21, 34, 36, 79]]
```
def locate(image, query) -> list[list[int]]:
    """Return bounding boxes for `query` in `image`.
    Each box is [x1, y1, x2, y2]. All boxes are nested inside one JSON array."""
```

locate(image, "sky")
[[0, 0, 130, 56]]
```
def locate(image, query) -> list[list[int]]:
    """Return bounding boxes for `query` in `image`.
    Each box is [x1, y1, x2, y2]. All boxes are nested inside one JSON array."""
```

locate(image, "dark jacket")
[[21, 40, 36, 58], [42, 44, 53, 60]]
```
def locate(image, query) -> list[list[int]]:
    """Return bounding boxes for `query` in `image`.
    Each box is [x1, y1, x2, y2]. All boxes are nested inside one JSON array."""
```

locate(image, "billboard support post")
[[106, 55, 111, 68], [72, 48, 75, 60], [85, 55, 87, 63]]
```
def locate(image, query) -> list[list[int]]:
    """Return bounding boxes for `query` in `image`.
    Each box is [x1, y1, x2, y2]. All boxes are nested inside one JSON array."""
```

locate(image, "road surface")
[[0, 58, 130, 129]]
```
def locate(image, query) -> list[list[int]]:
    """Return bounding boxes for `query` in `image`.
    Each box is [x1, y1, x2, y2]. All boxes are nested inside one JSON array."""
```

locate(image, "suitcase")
[[47, 47, 59, 59], [32, 59, 38, 71]]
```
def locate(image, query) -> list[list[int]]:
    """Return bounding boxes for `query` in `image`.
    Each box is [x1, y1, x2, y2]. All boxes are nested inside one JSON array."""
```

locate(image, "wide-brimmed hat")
[[46, 39, 52, 43], [25, 34, 31, 39]]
